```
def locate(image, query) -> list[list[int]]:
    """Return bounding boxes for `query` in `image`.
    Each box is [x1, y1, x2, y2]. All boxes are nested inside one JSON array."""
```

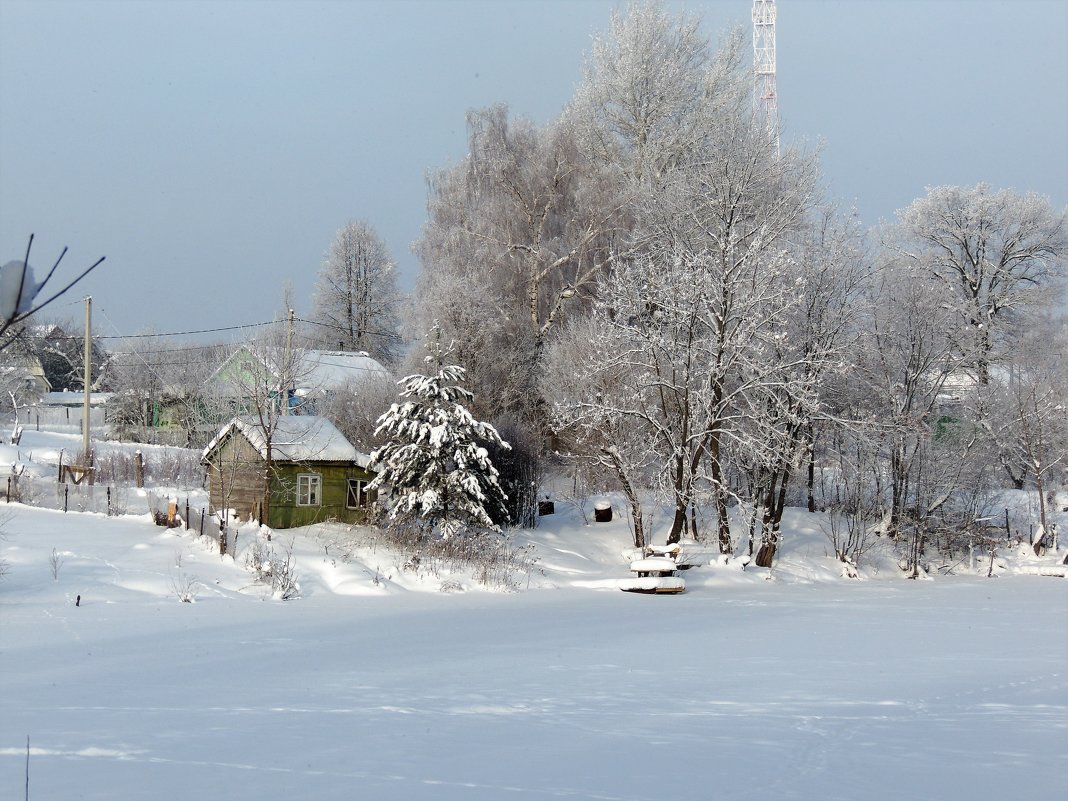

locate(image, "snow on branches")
[[369, 331, 510, 539]]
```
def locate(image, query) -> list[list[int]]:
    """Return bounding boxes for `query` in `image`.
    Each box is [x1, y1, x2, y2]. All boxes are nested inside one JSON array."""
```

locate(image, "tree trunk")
[[806, 427, 816, 513], [603, 447, 645, 549], [709, 429, 732, 553], [755, 541, 776, 568]]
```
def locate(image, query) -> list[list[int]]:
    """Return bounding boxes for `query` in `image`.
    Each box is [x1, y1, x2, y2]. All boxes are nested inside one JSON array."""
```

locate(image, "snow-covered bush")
[[245, 532, 300, 600]]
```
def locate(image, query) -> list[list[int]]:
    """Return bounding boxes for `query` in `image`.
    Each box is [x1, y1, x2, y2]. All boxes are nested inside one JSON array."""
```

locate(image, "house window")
[[346, 478, 369, 509], [297, 473, 321, 506]]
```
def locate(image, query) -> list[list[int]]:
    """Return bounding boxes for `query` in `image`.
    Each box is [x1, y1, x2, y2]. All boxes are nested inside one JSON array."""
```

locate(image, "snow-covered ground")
[[1, 430, 1066, 800]]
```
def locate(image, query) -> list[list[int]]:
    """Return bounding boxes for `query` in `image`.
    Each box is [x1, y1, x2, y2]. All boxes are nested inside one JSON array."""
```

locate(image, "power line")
[[96, 320, 281, 340], [43, 319, 283, 342], [293, 316, 402, 340]]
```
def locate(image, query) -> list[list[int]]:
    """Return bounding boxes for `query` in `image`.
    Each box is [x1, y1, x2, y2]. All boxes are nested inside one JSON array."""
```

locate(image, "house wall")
[[266, 462, 377, 529], [205, 432, 377, 529], [206, 433, 267, 523]]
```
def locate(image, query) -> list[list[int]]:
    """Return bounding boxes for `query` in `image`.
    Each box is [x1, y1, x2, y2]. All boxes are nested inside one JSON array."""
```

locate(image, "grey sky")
[[2, 0, 1066, 342]]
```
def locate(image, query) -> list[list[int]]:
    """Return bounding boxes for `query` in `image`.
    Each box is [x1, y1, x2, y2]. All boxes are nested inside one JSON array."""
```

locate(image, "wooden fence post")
[[135, 451, 144, 489], [63, 484, 69, 513], [185, 499, 190, 530]]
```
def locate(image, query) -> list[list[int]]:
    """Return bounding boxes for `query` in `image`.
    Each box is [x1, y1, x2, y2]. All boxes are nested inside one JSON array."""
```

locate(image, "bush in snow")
[[245, 531, 300, 600], [369, 329, 510, 541]]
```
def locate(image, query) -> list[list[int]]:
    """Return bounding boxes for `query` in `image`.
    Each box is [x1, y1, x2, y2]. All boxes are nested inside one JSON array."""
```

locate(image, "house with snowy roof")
[[293, 349, 390, 413], [201, 415, 376, 529], [203, 346, 389, 417]]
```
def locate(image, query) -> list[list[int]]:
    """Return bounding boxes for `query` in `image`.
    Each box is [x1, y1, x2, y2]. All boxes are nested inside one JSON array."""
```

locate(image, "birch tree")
[[566, 2, 746, 190], [736, 209, 870, 566], [415, 106, 622, 424]]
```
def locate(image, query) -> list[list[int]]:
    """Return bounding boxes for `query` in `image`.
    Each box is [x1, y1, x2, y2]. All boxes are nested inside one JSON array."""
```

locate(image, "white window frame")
[[297, 473, 321, 507], [346, 478, 369, 509]]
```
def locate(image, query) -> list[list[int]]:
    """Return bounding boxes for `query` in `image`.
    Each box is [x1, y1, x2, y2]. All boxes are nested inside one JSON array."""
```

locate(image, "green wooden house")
[[201, 415, 376, 529]]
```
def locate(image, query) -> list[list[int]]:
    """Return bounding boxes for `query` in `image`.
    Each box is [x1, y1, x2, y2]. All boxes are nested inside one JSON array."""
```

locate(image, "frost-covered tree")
[[414, 105, 621, 424], [566, 2, 747, 190], [311, 220, 402, 364], [542, 2, 826, 556], [369, 332, 510, 539], [854, 255, 995, 578], [542, 313, 659, 548], [987, 314, 1068, 553], [890, 184, 1066, 383]]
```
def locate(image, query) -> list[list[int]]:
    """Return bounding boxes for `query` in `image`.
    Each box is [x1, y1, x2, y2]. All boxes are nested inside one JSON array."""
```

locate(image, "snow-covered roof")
[[40, 391, 114, 407], [204, 347, 388, 398], [297, 350, 389, 394], [202, 415, 372, 467]]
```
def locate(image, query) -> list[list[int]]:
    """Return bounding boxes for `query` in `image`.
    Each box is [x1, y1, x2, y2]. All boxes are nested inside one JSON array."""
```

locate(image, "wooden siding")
[[206, 432, 267, 523], [266, 462, 377, 529]]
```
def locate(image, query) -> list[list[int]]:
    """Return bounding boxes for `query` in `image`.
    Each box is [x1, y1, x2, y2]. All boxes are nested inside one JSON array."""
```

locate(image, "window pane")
[[298, 474, 321, 506], [347, 479, 366, 509]]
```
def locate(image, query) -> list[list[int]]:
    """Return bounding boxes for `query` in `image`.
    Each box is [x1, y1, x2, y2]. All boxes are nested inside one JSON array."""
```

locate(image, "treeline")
[[401, 4, 1067, 571]]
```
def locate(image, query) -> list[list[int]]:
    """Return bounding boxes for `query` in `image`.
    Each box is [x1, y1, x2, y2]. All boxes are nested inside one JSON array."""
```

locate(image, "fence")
[[19, 405, 109, 436], [3, 474, 135, 516], [144, 490, 239, 558], [2, 475, 237, 558]]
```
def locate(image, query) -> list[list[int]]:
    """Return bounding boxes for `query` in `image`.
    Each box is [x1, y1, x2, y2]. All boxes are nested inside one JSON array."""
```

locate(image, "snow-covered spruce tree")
[[369, 331, 510, 539]]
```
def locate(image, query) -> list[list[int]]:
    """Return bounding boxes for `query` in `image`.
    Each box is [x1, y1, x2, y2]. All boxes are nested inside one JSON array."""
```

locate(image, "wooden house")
[[201, 415, 376, 529], [1, 351, 51, 398], [201, 346, 389, 420]]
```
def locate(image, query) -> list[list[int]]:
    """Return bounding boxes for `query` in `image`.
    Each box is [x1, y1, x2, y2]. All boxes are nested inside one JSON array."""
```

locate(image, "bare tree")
[[855, 252, 997, 577], [990, 314, 1068, 553], [311, 220, 402, 364], [415, 105, 622, 425], [891, 184, 1066, 384], [314, 371, 397, 453], [542, 314, 659, 548]]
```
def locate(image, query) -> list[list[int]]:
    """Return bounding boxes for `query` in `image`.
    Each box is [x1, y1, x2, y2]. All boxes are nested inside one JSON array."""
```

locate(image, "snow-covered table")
[[620, 556, 686, 594]]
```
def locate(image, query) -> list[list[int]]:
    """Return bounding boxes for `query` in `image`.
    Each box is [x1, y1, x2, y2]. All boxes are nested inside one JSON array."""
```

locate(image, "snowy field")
[[1, 432, 1066, 800]]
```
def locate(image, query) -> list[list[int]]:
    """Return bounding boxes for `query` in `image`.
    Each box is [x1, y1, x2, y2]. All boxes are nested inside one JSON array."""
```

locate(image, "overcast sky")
[[2, 0, 1066, 342]]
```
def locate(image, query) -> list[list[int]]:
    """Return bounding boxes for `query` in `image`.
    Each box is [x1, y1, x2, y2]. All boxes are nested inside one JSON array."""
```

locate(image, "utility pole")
[[282, 308, 294, 415], [752, 0, 779, 156], [82, 295, 92, 459]]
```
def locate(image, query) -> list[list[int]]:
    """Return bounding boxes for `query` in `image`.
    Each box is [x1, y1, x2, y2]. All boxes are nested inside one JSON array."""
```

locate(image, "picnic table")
[[619, 556, 686, 594]]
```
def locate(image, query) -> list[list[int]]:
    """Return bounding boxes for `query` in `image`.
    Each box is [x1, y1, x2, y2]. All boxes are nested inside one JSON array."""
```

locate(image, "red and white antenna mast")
[[752, 0, 779, 155]]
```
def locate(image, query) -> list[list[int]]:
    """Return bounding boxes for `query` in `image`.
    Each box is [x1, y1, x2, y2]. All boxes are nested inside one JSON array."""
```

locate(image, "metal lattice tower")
[[752, 0, 779, 155]]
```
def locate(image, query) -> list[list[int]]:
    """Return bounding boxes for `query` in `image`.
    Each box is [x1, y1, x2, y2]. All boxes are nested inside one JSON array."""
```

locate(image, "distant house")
[[107, 389, 201, 447], [201, 345, 280, 416], [1, 351, 51, 398], [292, 349, 390, 413], [202, 346, 389, 419], [201, 415, 377, 529], [33, 324, 110, 393]]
